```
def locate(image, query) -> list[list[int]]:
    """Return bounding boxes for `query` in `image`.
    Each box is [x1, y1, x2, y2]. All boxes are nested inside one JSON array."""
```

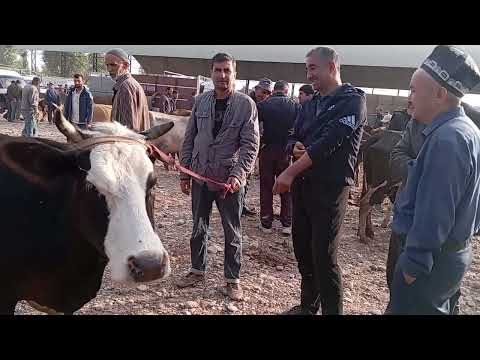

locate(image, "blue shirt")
[[392, 106, 480, 277]]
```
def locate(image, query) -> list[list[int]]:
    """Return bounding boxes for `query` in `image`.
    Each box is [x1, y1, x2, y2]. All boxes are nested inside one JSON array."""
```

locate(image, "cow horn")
[[140, 122, 175, 140], [52, 104, 87, 143]]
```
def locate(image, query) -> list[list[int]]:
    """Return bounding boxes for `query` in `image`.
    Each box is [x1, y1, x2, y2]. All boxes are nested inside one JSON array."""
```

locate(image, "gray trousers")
[[21, 110, 38, 137], [189, 181, 244, 284], [9, 100, 18, 121]]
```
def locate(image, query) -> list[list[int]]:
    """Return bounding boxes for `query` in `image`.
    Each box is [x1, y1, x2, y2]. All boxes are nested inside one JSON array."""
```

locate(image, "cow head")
[[53, 106, 174, 284]]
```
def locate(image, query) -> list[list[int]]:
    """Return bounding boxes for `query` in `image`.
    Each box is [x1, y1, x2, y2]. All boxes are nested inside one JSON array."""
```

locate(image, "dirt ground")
[[2, 117, 479, 315]]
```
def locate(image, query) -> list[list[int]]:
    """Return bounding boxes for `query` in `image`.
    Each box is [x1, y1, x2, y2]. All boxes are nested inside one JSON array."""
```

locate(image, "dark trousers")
[[391, 245, 472, 315], [190, 181, 244, 283], [243, 173, 252, 209], [47, 104, 55, 123], [292, 177, 350, 315], [259, 145, 292, 228], [385, 231, 463, 315], [386, 231, 403, 293]]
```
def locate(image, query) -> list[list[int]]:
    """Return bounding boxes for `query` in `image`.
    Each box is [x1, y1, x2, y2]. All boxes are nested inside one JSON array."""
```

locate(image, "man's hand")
[[273, 171, 295, 195], [180, 179, 191, 195], [293, 141, 306, 160], [227, 177, 241, 193], [403, 271, 416, 285]]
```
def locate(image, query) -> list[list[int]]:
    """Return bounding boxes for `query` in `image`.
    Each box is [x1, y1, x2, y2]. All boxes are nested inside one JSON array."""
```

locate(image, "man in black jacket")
[[258, 81, 300, 235], [274, 47, 367, 315]]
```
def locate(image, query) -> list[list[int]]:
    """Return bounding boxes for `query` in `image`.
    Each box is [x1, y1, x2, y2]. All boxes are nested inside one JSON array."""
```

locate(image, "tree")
[[42, 51, 91, 77], [0, 46, 23, 68]]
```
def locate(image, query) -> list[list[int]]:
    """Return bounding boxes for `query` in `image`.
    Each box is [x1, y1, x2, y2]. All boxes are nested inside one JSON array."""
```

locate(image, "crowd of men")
[[2, 45, 480, 315], [151, 86, 179, 114]]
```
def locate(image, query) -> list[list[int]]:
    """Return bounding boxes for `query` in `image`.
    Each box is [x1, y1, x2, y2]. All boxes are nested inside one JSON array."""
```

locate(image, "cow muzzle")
[[127, 250, 171, 283]]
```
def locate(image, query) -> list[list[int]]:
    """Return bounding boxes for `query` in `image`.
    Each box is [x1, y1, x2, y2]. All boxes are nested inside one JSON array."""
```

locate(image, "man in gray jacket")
[[20, 77, 40, 137], [176, 53, 260, 301]]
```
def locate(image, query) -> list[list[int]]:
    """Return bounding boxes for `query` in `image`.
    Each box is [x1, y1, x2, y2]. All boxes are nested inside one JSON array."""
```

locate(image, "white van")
[[0, 69, 26, 112], [0, 69, 26, 95]]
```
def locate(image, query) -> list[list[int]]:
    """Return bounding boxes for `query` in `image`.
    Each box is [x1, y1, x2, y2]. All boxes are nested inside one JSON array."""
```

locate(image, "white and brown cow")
[[0, 107, 174, 314], [149, 111, 189, 170]]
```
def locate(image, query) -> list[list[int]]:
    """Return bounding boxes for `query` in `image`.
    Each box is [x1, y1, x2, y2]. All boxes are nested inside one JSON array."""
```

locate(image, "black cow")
[[357, 102, 480, 243], [0, 109, 174, 314], [358, 129, 404, 243]]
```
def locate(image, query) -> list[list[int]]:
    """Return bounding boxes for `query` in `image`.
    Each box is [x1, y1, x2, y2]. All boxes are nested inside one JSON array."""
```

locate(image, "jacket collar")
[[422, 106, 464, 137], [213, 89, 236, 105], [113, 72, 131, 91]]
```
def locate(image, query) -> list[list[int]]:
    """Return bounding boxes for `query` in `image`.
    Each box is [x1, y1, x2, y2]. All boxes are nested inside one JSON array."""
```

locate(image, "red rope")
[[70, 136, 234, 199], [147, 144, 233, 199]]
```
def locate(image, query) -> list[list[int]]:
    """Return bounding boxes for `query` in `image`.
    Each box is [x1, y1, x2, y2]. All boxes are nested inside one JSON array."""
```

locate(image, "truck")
[[88, 72, 212, 111]]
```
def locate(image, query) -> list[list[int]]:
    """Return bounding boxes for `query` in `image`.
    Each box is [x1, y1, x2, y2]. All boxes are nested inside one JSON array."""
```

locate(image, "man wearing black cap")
[[257, 80, 300, 235], [298, 84, 314, 105], [273, 47, 367, 315], [242, 78, 274, 218], [390, 45, 480, 315]]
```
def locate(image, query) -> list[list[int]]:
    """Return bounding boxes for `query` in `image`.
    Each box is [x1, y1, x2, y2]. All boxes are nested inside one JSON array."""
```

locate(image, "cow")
[[85, 105, 188, 170], [149, 111, 189, 171], [357, 102, 480, 244], [92, 104, 113, 123], [37, 99, 48, 122], [358, 129, 404, 243], [0, 107, 175, 314]]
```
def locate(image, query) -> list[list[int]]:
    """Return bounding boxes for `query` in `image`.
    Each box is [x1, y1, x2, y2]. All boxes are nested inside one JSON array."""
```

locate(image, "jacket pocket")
[[195, 111, 210, 130]]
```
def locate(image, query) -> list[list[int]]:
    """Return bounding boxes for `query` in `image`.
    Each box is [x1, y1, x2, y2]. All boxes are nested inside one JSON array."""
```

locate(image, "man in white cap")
[[390, 45, 480, 315], [104, 48, 150, 131]]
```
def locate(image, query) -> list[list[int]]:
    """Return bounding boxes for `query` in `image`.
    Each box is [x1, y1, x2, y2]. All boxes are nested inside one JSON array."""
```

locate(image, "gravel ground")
[[2, 117, 479, 315]]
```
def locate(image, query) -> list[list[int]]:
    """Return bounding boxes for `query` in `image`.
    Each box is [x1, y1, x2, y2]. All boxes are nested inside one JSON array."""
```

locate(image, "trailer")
[[88, 72, 212, 111]]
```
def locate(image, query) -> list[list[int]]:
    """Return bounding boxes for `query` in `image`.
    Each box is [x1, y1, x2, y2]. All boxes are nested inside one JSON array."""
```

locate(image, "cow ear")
[[0, 140, 82, 188]]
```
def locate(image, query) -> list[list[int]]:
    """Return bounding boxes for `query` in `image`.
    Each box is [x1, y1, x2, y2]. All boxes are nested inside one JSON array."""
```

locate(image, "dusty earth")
[[1, 117, 479, 315]]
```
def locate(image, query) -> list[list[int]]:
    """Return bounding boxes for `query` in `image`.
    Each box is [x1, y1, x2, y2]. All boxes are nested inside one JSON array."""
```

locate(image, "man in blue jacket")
[[257, 80, 300, 235], [63, 74, 93, 129], [274, 47, 367, 315], [391, 45, 480, 315]]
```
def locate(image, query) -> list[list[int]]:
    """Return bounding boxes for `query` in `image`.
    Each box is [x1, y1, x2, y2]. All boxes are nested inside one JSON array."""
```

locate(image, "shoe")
[[242, 205, 257, 217], [281, 305, 315, 315], [282, 226, 292, 236], [175, 272, 205, 289], [258, 224, 272, 234], [220, 283, 244, 301]]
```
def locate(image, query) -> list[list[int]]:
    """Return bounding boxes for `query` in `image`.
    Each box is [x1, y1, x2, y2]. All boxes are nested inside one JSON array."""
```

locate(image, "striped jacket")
[[111, 73, 150, 132]]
